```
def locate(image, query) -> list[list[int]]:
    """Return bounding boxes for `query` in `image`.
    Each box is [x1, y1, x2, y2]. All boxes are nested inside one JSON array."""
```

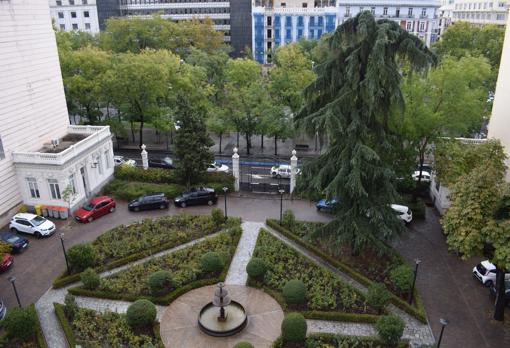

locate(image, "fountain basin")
[[198, 301, 247, 337]]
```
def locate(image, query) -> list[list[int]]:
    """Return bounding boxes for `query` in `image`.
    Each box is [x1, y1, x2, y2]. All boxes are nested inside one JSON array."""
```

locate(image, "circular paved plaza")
[[160, 285, 284, 348]]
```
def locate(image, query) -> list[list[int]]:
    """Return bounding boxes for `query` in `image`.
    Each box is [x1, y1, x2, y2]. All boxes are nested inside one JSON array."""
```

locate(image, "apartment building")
[[50, 0, 100, 33], [438, 0, 454, 36], [451, 0, 508, 25]]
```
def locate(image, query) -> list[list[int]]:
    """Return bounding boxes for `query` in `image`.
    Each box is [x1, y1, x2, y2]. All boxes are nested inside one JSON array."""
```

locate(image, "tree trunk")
[[130, 121, 136, 143], [261, 134, 264, 149], [139, 118, 144, 148], [245, 134, 251, 155], [236, 131, 240, 148], [219, 133, 223, 154], [493, 268, 506, 321], [274, 136, 278, 156], [166, 131, 169, 151]]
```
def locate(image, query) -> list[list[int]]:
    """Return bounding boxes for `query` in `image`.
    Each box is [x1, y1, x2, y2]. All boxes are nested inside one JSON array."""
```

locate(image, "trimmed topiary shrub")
[[281, 210, 296, 229], [68, 243, 96, 272], [81, 267, 100, 290], [211, 208, 225, 226], [390, 265, 414, 294], [282, 279, 307, 305], [376, 315, 405, 346], [233, 342, 254, 348], [148, 270, 174, 296], [3, 306, 37, 341], [64, 293, 79, 320], [200, 252, 224, 274], [126, 299, 157, 329], [281, 312, 307, 343], [367, 283, 391, 314], [246, 257, 267, 280]]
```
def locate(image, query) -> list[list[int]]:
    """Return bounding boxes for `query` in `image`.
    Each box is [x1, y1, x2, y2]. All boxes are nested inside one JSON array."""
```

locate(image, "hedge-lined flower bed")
[[54, 303, 163, 347], [252, 229, 378, 316], [70, 228, 241, 303], [0, 304, 47, 348], [273, 333, 409, 348]]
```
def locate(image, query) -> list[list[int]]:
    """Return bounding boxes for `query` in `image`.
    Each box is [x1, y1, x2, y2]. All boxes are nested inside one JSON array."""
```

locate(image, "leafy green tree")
[[55, 30, 98, 52], [207, 109, 231, 154], [295, 12, 435, 253]]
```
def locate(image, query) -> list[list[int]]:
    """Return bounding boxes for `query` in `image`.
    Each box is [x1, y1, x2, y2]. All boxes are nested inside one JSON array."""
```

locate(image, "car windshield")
[[82, 202, 95, 211], [6, 236, 20, 243], [163, 158, 172, 165], [31, 216, 46, 226]]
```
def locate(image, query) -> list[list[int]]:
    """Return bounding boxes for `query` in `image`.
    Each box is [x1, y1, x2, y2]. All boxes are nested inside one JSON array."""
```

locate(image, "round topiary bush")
[[367, 283, 391, 314], [200, 252, 224, 274], [389, 265, 414, 294], [233, 342, 254, 348], [282, 279, 307, 305], [148, 270, 174, 296], [246, 257, 267, 280], [281, 210, 296, 228], [211, 208, 225, 226], [68, 243, 96, 272], [376, 315, 405, 346], [3, 306, 37, 341], [81, 267, 100, 290], [281, 312, 307, 343], [126, 299, 157, 329]]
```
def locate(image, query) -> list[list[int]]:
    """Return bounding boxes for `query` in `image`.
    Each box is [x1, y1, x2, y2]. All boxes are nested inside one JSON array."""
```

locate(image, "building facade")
[[97, 0, 122, 30], [438, 0, 454, 36], [0, 0, 114, 226], [49, 0, 100, 33], [252, 0, 337, 64], [451, 0, 508, 25], [337, 0, 441, 46]]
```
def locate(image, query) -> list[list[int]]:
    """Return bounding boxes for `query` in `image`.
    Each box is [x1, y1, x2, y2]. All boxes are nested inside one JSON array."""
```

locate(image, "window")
[[360, 6, 364, 12], [383, 7, 388, 15], [82, 0, 87, 3], [421, 8, 427, 17], [71, 11, 77, 18], [85, 23, 91, 30], [302, 2, 307, 7], [69, 175, 76, 194], [97, 156, 103, 175], [419, 22, 425, 31], [48, 179, 61, 200], [346, 6, 350, 16], [497, 13, 505, 20], [56, 0, 62, 5], [408, 7, 413, 16], [267, 16, 272, 26], [104, 151, 111, 169], [396, 8, 400, 17], [406, 21, 413, 31], [69, 0, 74, 4], [0, 135, 4, 160], [267, 29, 272, 38], [281, 2, 286, 7], [72, 23, 78, 30], [267, 42, 272, 49], [27, 178, 40, 199], [371, 6, 375, 15], [84, 11, 89, 17], [58, 12, 64, 18], [60, 24, 65, 30]]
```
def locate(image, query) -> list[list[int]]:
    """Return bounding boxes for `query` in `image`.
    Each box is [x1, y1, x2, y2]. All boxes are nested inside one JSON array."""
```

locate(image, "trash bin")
[[34, 204, 43, 216], [59, 207, 68, 219], [42, 206, 48, 217], [47, 206, 55, 218]]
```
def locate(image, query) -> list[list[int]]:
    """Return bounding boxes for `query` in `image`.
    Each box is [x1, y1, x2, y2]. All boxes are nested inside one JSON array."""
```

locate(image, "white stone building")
[[0, 0, 114, 226], [438, 0, 454, 36], [49, 0, 100, 33], [451, 0, 508, 25]]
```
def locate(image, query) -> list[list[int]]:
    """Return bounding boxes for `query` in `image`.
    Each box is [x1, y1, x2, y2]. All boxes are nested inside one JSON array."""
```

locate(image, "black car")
[[0, 232, 29, 253], [148, 156, 173, 169], [174, 187, 218, 208], [489, 280, 510, 306], [128, 193, 169, 212]]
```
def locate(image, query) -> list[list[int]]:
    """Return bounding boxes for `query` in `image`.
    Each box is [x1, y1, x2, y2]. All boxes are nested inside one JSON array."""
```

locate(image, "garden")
[[0, 304, 47, 348]]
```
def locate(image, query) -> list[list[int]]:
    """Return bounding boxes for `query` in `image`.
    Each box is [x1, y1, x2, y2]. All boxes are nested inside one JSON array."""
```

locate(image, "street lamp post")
[[60, 233, 70, 275], [278, 189, 285, 224], [222, 187, 228, 219], [408, 258, 421, 304], [8, 276, 21, 307], [437, 318, 449, 347]]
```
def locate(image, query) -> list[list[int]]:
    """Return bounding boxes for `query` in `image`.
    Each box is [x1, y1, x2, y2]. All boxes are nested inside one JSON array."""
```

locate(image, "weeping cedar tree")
[[295, 12, 436, 253]]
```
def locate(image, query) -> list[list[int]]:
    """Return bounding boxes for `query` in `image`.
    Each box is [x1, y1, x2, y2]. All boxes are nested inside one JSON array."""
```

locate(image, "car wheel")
[[87, 216, 94, 223], [10, 227, 18, 234], [207, 200, 213, 206], [160, 204, 166, 210], [134, 207, 140, 212], [109, 207, 115, 213], [34, 232, 42, 239], [485, 280, 493, 288], [180, 202, 186, 208]]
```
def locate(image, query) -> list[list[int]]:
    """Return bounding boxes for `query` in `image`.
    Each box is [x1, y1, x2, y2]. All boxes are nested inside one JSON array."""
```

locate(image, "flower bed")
[[0, 304, 47, 348], [251, 229, 378, 317], [54, 303, 163, 348], [69, 228, 241, 304], [266, 219, 427, 323], [273, 333, 409, 348], [53, 215, 241, 288]]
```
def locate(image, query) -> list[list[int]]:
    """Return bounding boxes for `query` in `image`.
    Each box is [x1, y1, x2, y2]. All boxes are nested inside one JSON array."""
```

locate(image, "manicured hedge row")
[[272, 333, 410, 348], [54, 303, 76, 348], [0, 304, 49, 348], [103, 179, 185, 201], [266, 219, 427, 324]]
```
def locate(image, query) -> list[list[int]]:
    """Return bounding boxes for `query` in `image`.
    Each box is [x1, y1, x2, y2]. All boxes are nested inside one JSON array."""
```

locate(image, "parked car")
[[316, 198, 339, 212], [149, 156, 173, 169], [0, 300, 6, 320], [391, 204, 413, 223], [174, 187, 218, 208], [207, 161, 229, 173], [473, 260, 510, 287], [0, 232, 29, 253], [489, 280, 510, 306], [114, 155, 136, 167], [128, 193, 170, 212], [411, 170, 431, 182], [270, 164, 301, 179], [0, 253, 13, 272], [74, 196, 116, 223], [9, 213, 56, 238]]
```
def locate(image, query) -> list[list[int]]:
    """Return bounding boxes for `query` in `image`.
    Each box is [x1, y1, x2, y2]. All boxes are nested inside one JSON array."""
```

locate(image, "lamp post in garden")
[[8, 276, 21, 307], [408, 258, 421, 304], [60, 233, 70, 275], [223, 187, 228, 219], [278, 189, 285, 224], [437, 318, 449, 347]]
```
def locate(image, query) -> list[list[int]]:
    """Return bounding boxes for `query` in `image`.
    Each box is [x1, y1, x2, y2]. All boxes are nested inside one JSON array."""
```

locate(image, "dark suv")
[[128, 193, 169, 212], [174, 187, 217, 208], [148, 156, 173, 169]]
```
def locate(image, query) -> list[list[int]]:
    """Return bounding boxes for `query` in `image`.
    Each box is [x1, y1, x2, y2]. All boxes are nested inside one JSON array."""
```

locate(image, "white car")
[[207, 161, 229, 173], [9, 213, 56, 238], [270, 164, 301, 178], [473, 260, 510, 287], [391, 204, 413, 223], [114, 155, 136, 167], [411, 170, 431, 182]]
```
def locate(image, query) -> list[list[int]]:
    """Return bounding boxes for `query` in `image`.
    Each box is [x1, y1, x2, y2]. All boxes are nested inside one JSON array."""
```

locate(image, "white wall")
[[49, 0, 100, 33], [0, 0, 70, 224]]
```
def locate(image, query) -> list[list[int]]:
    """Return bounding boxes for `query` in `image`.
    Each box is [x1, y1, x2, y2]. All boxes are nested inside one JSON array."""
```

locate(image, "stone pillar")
[[141, 144, 148, 170], [232, 147, 240, 192], [290, 149, 298, 194]]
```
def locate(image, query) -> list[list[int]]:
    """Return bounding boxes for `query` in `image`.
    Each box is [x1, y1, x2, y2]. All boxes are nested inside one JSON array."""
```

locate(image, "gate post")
[[141, 144, 148, 170], [290, 149, 297, 194], [232, 147, 240, 192]]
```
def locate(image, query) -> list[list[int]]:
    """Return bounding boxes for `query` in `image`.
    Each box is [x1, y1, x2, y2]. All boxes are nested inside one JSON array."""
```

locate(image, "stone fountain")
[[198, 282, 247, 337]]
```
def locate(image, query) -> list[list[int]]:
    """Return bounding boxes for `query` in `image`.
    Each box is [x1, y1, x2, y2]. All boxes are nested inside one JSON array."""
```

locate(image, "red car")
[[74, 196, 116, 223], [0, 253, 13, 272]]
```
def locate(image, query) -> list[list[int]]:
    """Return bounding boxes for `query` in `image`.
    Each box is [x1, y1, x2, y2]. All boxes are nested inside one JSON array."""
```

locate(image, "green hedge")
[[103, 179, 185, 201], [0, 304, 47, 348], [266, 219, 427, 324], [54, 303, 77, 348]]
